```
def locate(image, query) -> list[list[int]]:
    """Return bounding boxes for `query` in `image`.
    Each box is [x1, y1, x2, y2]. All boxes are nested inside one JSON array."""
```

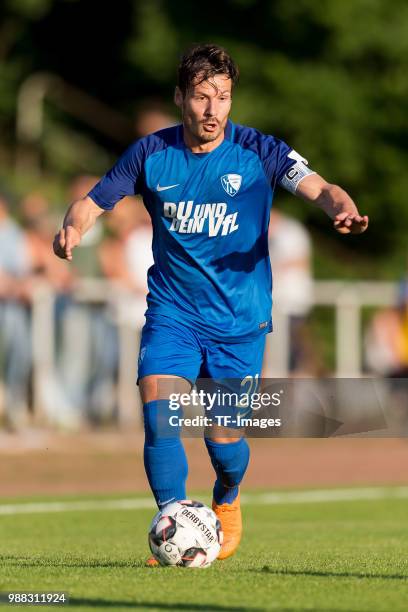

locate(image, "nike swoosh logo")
[[156, 183, 180, 192], [158, 497, 175, 507]]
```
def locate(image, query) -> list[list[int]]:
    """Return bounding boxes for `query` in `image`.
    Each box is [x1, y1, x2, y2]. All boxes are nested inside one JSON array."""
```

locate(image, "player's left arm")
[[295, 173, 369, 235]]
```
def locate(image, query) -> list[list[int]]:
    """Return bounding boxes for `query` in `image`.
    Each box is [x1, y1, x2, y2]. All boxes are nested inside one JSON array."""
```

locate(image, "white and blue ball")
[[148, 500, 223, 568]]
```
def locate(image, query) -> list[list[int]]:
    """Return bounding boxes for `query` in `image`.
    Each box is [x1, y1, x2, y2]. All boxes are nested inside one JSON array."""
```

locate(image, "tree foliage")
[[0, 0, 407, 269]]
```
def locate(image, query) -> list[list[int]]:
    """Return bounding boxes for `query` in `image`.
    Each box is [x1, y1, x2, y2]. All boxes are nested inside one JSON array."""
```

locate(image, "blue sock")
[[205, 437, 250, 504], [143, 400, 188, 508]]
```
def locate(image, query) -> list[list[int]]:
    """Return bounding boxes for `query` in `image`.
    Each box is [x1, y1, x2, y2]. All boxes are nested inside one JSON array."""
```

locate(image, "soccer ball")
[[148, 499, 223, 567]]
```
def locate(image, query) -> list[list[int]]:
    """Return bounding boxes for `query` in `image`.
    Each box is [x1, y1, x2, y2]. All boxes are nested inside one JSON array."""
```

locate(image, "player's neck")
[[182, 127, 225, 154]]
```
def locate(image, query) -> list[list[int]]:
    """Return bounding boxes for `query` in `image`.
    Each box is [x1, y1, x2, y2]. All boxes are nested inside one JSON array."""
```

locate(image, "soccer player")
[[53, 44, 368, 563]]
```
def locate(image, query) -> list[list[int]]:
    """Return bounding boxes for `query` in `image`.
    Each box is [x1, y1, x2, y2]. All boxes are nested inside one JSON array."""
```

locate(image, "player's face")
[[176, 74, 232, 146]]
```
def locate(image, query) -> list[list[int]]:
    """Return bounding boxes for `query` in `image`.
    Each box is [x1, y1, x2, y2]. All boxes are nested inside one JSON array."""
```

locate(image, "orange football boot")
[[212, 490, 242, 560], [145, 555, 160, 567]]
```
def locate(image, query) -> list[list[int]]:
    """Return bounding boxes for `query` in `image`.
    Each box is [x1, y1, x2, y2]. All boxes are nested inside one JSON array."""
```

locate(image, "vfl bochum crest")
[[221, 174, 242, 197]]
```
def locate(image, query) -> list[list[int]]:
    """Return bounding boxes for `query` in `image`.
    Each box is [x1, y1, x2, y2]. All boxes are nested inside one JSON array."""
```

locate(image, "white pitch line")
[[241, 486, 408, 505], [0, 498, 155, 516], [1, 487, 408, 516]]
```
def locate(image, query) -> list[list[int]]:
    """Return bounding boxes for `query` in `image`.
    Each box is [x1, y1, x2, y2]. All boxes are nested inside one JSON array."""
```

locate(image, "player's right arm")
[[53, 196, 104, 261], [53, 138, 148, 261]]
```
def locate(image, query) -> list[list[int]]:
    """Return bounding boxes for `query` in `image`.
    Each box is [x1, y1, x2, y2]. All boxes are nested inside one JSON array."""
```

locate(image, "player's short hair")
[[177, 44, 239, 96]]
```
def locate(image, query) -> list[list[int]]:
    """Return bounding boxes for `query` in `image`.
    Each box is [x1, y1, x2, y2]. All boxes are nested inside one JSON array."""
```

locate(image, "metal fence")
[[3, 279, 399, 428], [264, 281, 397, 378]]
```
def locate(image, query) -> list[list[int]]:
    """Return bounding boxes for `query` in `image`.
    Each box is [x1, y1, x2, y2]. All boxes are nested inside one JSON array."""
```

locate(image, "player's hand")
[[333, 212, 369, 235], [53, 226, 81, 260]]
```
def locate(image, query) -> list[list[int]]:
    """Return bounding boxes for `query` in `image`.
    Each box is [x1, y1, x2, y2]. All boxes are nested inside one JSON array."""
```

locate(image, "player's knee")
[[139, 374, 190, 404], [139, 376, 161, 404], [207, 435, 243, 444], [205, 423, 245, 444]]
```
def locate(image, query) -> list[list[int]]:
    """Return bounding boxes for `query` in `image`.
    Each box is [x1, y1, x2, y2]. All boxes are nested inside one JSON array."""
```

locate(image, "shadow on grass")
[[0, 556, 144, 568], [251, 566, 408, 581], [67, 599, 262, 611], [66, 600, 368, 612], [3, 557, 407, 583]]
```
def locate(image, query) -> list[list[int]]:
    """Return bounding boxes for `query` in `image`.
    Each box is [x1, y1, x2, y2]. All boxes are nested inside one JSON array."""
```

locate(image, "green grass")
[[0, 491, 407, 611]]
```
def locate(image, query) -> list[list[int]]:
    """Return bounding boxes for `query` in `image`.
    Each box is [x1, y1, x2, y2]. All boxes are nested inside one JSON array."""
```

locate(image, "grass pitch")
[[0, 489, 407, 611]]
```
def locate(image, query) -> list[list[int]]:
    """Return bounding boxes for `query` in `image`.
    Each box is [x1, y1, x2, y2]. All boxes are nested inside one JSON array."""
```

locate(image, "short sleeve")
[[260, 136, 315, 194], [259, 135, 296, 188], [88, 139, 145, 210]]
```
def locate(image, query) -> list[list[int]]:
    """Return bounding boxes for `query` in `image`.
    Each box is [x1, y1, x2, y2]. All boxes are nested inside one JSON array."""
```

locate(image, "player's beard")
[[184, 113, 226, 145], [195, 119, 224, 143]]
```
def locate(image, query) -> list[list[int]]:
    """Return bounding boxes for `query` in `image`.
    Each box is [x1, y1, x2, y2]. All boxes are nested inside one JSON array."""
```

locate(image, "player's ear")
[[174, 86, 183, 109]]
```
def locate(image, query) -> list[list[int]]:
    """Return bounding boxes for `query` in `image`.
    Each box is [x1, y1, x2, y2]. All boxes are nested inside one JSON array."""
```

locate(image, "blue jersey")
[[89, 120, 313, 342]]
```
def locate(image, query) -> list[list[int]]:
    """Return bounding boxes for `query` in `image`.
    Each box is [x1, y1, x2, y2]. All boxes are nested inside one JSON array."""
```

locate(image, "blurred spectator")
[[20, 190, 74, 292], [0, 192, 32, 429], [365, 279, 408, 376], [268, 208, 318, 374], [135, 101, 177, 137], [52, 175, 116, 426], [99, 196, 153, 327], [19, 190, 49, 224], [125, 205, 154, 298], [19, 190, 81, 429]]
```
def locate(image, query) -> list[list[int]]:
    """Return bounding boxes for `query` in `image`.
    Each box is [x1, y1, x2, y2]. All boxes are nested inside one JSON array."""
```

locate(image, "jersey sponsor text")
[[164, 201, 239, 237]]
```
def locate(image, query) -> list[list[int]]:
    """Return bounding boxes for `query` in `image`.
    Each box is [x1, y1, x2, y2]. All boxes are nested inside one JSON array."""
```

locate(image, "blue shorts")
[[138, 313, 266, 383], [138, 314, 267, 429]]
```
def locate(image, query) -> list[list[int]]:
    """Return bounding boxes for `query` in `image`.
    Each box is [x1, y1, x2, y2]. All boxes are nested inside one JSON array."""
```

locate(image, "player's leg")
[[138, 314, 202, 509], [141, 376, 193, 567], [205, 430, 249, 560], [140, 374, 191, 509], [206, 435, 249, 560], [201, 335, 266, 559]]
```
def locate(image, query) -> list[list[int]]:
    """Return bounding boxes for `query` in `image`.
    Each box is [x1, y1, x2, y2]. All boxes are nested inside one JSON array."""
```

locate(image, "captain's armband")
[[279, 150, 316, 194]]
